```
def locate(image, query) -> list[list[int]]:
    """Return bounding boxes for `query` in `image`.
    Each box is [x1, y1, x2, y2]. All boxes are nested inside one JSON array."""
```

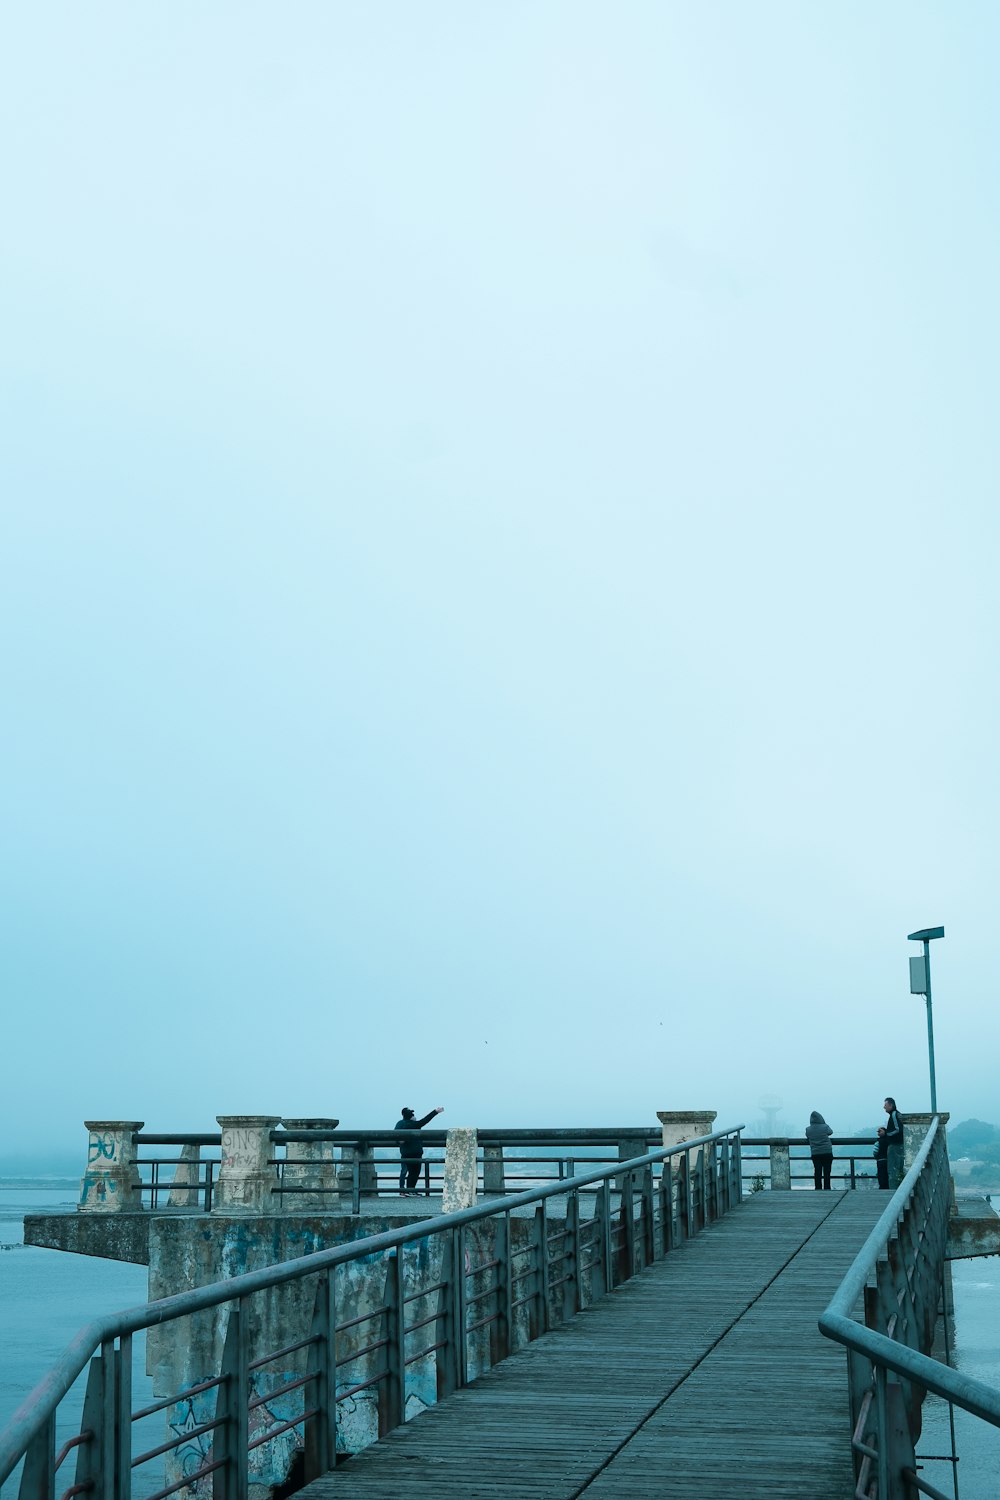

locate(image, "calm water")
[[0, 1189, 151, 1498], [2, 1187, 999, 1497]]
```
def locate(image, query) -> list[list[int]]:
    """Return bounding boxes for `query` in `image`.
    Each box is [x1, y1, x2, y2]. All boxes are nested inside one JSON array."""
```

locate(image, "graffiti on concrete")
[[220, 1129, 258, 1171], [169, 1398, 213, 1494], [88, 1135, 117, 1163]]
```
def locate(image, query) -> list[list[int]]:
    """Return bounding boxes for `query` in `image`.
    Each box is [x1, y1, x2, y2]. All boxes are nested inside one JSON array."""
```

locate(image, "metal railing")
[[741, 1137, 880, 1191], [819, 1116, 1000, 1499], [130, 1129, 884, 1215], [131, 1127, 667, 1214], [2, 1126, 743, 1500]]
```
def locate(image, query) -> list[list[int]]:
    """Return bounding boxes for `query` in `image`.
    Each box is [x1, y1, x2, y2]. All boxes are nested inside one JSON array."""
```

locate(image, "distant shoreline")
[[0, 1178, 78, 1191]]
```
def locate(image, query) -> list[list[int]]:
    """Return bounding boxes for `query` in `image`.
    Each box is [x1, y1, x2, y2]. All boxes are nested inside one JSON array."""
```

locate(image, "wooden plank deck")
[[297, 1191, 886, 1499]]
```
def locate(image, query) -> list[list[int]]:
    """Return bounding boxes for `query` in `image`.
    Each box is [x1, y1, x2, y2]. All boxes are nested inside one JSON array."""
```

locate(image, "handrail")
[[819, 1114, 1000, 1496], [0, 1124, 743, 1487]]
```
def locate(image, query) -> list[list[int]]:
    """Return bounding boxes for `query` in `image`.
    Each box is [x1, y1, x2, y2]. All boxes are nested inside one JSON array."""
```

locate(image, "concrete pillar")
[[280, 1118, 340, 1200], [903, 1112, 950, 1172], [167, 1143, 203, 1208], [79, 1121, 144, 1212], [657, 1111, 718, 1152], [769, 1141, 792, 1190], [482, 1144, 505, 1195], [214, 1116, 281, 1213], [442, 1127, 478, 1213]]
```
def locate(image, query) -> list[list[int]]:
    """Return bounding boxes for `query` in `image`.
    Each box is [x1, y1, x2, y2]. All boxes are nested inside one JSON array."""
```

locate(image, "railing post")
[[561, 1192, 580, 1321], [73, 1352, 109, 1500], [528, 1206, 548, 1339], [304, 1271, 337, 1480], [337, 1141, 377, 1207], [454, 1226, 468, 1387], [18, 1411, 55, 1500], [719, 1137, 730, 1214], [593, 1178, 612, 1297], [882, 1379, 917, 1500], [659, 1158, 673, 1257], [678, 1152, 691, 1239], [214, 1302, 249, 1500], [620, 1168, 636, 1280], [640, 1164, 655, 1267], [79, 1122, 144, 1213], [482, 1144, 505, 1195], [98, 1338, 118, 1500], [491, 1215, 512, 1362], [378, 1251, 405, 1436], [769, 1140, 792, 1190]]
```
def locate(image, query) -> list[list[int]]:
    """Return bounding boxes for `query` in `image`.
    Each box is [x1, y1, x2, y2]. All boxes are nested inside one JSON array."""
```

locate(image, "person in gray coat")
[[806, 1110, 834, 1190]]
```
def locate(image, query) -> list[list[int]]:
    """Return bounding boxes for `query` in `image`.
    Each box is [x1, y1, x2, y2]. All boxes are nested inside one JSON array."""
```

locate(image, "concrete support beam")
[[79, 1121, 144, 1213], [442, 1127, 478, 1213], [214, 1115, 282, 1213], [280, 1118, 341, 1201]]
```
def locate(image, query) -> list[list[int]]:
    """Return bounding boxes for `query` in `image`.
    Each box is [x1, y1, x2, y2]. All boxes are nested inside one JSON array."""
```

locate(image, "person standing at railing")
[[883, 1097, 904, 1187], [873, 1126, 889, 1188], [806, 1110, 834, 1189], [395, 1104, 444, 1195]]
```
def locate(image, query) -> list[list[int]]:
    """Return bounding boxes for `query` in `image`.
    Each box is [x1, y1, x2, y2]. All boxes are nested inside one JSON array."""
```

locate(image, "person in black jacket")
[[874, 1127, 889, 1189], [883, 1097, 904, 1188], [395, 1105, 444, 1195]]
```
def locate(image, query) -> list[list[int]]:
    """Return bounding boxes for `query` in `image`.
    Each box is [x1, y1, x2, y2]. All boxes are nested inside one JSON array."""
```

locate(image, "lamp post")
[[907, 925, 944, 1112]]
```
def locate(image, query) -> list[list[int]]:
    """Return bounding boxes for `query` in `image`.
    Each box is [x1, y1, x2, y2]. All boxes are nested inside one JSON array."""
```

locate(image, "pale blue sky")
[[2, 4, 998, 1155]]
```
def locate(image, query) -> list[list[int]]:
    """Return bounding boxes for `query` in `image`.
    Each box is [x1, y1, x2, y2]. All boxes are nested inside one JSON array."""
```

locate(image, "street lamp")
[[907, 925, 944, 1112]]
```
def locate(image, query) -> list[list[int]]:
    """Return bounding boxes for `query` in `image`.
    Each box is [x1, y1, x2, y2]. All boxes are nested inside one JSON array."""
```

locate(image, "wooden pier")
[[297, 1191, 886, 1499]]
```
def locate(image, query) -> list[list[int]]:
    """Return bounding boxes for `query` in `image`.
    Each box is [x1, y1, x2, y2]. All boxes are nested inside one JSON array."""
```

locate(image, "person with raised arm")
[[394, 1104, 444, 1195]]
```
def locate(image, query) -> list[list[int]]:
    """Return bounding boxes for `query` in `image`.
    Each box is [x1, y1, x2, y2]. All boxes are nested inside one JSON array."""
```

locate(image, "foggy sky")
[[2, 4, 998, 1159]]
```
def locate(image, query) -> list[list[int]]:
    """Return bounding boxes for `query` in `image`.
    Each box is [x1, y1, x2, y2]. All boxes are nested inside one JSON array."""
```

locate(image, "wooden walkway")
[[299, 1191, 886, 1499]]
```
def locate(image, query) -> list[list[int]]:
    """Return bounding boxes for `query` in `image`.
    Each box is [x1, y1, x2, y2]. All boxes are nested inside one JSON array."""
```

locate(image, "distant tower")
[[758, 1093, 783, 1134]]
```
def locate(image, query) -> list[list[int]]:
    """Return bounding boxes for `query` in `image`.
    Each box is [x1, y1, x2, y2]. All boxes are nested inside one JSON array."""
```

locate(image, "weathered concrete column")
[[442, 1127, 478, 1212], [482, 1144, 505, 1195], [280, 1118, 341, 1200], [769, 1141, 792, 1190], [79, 1121, 144, 1212], [903, 1112, 950, 1172], [214, 1116, 281, 1213], [657, 1111, 718, 1152], [167, 1143, 202, 1208]]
